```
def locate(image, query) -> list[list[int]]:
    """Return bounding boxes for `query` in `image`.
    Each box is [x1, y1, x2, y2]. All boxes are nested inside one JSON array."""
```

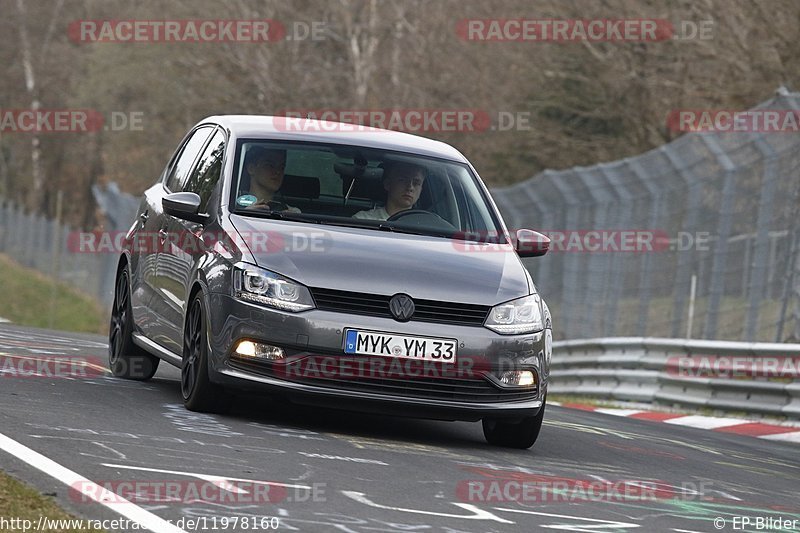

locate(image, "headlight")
[[484, 294, 543, 334], [233, 264, 315, 312]]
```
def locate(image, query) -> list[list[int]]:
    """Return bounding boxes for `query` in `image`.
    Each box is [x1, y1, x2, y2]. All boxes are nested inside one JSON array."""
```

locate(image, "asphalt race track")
[[0, 324, 799, 533]]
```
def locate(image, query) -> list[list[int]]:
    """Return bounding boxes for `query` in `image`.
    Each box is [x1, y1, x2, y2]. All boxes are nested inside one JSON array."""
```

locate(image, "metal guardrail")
[[551, 337, 800, 419]]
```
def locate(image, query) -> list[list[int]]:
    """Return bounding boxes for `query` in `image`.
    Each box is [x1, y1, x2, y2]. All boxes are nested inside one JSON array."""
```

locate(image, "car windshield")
[[230, 139, 506, 243]]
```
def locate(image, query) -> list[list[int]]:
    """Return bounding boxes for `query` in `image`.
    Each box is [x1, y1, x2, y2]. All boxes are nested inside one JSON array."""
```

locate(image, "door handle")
[[139, 210, 149, 222], [158, 228, 168, 244]]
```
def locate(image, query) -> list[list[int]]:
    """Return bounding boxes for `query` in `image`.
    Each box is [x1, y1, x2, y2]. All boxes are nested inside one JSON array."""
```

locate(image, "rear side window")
[[184, 129, 226, 211], [165, 126, 213, 192]]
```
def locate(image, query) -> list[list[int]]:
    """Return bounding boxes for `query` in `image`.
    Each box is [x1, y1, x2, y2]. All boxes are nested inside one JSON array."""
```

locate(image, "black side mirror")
[[162, 192, 208, 224], [514, 229, 549, 258]]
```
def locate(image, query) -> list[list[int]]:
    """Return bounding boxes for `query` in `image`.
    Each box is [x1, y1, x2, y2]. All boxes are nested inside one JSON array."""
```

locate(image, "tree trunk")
[[15, 0, 44, 213]]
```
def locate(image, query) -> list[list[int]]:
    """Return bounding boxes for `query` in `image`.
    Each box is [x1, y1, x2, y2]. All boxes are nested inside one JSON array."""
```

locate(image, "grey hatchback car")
[[110, 116, 553, 448]]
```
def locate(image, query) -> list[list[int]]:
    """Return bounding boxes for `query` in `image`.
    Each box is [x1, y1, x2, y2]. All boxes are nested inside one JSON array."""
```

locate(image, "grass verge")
[[0, 253, 106, 334], [0, 470, 104, 532]]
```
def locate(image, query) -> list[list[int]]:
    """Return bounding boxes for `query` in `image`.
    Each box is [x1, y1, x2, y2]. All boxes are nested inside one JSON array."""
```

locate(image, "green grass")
[[0, 253, 106, 334], [0, 470, 105, 532]]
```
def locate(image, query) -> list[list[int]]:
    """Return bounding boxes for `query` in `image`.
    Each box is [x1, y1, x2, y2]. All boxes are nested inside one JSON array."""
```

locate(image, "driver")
[[242, 146, 300, 212], [353, 161, 425, 220]]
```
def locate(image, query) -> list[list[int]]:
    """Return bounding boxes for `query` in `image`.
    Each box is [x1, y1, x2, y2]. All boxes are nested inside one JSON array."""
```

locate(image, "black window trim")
[[162, 124, 217, 193], [181, 126, 229, 213]]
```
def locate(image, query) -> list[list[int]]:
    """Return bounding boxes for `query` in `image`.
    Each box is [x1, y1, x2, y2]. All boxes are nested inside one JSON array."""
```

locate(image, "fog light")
[[234, 340, 284, 360], [498, 370, 536, 387]]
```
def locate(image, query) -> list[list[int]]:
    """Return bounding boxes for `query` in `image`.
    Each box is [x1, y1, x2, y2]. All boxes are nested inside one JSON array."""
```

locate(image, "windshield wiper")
[[377, 224, 437, 237]]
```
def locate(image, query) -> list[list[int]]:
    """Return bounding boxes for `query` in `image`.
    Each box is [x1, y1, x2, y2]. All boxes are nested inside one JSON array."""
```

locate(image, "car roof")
[[198, 115, 469, 163]]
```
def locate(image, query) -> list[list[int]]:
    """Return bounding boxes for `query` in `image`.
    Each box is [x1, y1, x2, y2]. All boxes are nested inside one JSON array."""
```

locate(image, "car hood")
[[229, 214, 531, 306]]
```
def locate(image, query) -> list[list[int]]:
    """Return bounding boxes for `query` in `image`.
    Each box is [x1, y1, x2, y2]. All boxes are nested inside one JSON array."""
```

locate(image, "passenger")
[[353, 161, 426, 220], [242, 146, 300, 212]]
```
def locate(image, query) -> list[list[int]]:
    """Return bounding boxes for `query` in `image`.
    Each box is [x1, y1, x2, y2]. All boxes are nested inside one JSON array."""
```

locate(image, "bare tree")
[[339, 0, 380, 105], [14, 0, 64, 213]]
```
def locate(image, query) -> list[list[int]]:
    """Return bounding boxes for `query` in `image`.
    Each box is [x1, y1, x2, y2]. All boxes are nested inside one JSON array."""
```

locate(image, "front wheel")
[[482, 398, 546, 449], [182, 292, 229, 413], [109, 265, 159, 380]]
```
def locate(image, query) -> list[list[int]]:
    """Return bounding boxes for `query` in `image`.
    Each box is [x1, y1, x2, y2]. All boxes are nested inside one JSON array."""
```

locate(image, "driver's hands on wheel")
[[386, 208, 456, 230], [244, 199, 301, 213], [247, 199, 290, 211]]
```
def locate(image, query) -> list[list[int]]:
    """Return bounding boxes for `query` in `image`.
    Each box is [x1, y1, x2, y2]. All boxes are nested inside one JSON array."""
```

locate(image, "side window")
[[184, 129, 226, 211], [165, 127, 213, 192]]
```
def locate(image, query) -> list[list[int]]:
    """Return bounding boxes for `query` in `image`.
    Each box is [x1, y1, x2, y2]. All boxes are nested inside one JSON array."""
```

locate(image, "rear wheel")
[[109, 265, 159, 380], [182, 292, 229, 413], [482, 397, 546, 449]]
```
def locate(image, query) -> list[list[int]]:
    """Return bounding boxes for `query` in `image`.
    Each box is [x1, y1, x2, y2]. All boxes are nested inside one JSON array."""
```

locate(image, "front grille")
[[230, 356, 538, 403], [309, 287, 490, 327]]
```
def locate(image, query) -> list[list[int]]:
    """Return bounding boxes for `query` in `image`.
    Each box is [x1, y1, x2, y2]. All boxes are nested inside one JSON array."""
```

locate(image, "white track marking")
[[493, 507, 639, 531], [663, 416, 748, 429], [760, 431, 800, 443], [0, 432, 186, 533], [594, 408, 644, 417], [101, 463, 312, 490], [342, 490, 514, 523]]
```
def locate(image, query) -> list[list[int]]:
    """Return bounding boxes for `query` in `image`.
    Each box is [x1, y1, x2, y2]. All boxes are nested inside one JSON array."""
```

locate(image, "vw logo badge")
[[389, 294, 415, 322]]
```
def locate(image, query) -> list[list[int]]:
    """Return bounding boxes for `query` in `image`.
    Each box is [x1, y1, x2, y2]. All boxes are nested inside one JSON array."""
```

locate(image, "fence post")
[[776, 182, 800, 341], [575, 168, 617, 337], [35, 213, 48, 272], [8, 202, 19, 257], [597, 163, 634, 337], [0, 198, 7, 253], [626, 158, 664, 336], [22, 210, 35, 267], [745, 133, 778, 341], [700, 135, 738, 339], [662, 146, 703, 337], [549, 171, 582, 337]]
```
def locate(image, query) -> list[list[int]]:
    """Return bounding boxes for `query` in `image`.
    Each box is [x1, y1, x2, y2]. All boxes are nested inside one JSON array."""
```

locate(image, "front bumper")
[[206, 293, 548, 421]]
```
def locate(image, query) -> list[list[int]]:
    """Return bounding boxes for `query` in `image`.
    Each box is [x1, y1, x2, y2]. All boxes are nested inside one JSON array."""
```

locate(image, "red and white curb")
[[550, 401, 800, 443]]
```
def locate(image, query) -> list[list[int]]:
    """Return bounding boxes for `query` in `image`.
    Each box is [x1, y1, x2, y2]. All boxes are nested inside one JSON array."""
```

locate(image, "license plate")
[[343, 329, 457, 363]]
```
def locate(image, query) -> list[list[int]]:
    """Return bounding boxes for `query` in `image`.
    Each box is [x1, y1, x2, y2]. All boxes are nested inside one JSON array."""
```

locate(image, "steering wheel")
[[246, 200, 289, 211], [386, 209, 456, 230]]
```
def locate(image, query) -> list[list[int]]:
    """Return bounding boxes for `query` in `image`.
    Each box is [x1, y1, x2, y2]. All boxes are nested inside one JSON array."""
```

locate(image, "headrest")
[[278, 175, 320, 199]]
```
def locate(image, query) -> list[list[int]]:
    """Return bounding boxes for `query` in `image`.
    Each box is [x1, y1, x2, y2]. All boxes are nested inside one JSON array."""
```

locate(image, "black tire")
[[482, 397, 546, 449], [182, 292, 230, 413], [109, 265, 159, 380]]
